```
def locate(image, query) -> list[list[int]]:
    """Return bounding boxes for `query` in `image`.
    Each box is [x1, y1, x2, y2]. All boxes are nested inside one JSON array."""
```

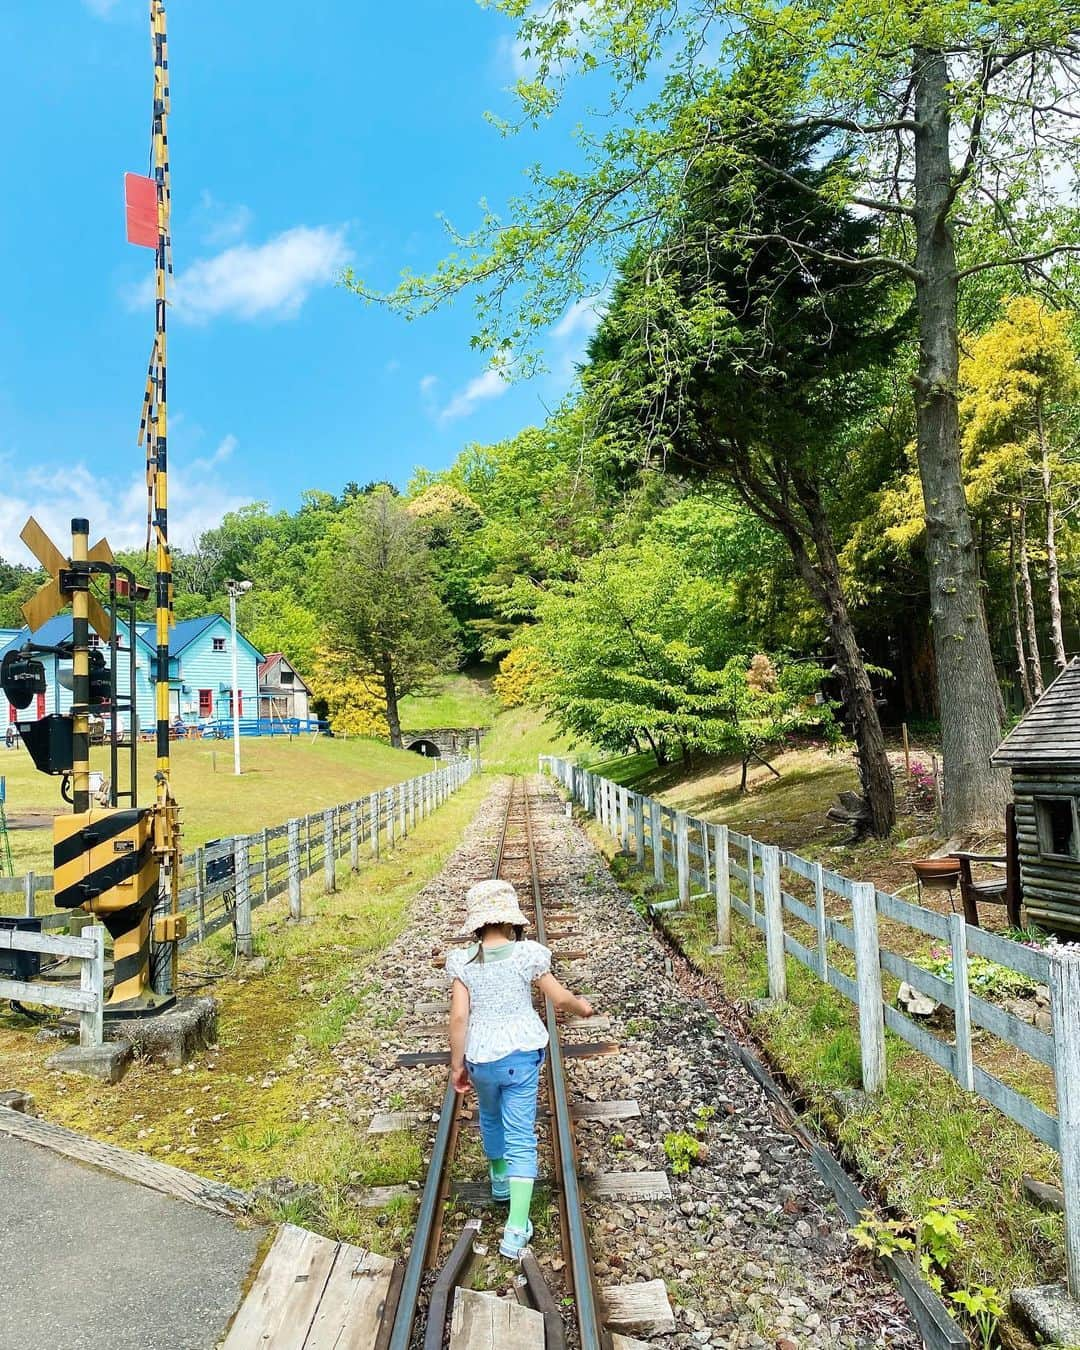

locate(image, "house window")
[[198, 689, 213, 718], [280, 669, 294, 685], [213, 637, 226, 652], [1036, 797, 1079, 860], [87, 633, 102, 649], [228, 690, 243, 717]]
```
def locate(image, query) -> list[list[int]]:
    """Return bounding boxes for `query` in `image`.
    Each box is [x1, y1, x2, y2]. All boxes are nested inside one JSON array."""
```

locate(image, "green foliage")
[[663, 1130, 704, 1175], [317, 490, 459, 740]]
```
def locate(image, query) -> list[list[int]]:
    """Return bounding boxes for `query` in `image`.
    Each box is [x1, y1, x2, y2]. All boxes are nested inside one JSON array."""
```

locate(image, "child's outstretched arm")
[[537, 972, 594, 1019], [449, 978, 471, 1094]]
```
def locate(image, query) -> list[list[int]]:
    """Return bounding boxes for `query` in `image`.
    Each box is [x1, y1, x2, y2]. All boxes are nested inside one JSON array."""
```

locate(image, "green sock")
[[489, 1158, 508, 1180], [507, 1177, 534, 1230]]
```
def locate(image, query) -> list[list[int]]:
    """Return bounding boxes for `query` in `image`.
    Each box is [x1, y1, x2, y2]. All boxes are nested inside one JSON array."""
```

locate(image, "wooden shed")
[[992, 658, 1080, 934]]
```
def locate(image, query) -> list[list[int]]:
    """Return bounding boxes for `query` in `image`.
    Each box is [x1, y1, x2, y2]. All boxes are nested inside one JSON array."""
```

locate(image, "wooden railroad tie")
[[396, 1042, 617, 1068]]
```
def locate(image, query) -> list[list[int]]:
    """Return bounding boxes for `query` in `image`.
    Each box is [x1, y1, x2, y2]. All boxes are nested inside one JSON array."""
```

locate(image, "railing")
[[541, 754, 1080, 1294], [178, 716, 329, 739], [0, 923, 105, 1046], [0, 756, 476, 1038]]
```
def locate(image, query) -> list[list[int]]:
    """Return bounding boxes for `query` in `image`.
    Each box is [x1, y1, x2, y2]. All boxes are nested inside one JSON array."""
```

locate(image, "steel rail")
[[384, 780, 520, 1350], [522, 784, 606, 1350]]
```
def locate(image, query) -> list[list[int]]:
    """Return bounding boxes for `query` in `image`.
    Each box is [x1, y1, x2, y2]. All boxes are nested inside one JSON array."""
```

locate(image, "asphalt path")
[[0, 1133, 262, 1349]]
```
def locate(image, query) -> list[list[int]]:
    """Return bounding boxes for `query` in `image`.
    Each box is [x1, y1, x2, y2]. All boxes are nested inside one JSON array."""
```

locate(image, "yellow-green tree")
[[962, 298, 1079, 696]]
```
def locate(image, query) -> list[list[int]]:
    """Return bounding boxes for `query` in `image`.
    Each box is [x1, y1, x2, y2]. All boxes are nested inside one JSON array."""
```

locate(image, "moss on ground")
[[0, 773, 490, 1255]]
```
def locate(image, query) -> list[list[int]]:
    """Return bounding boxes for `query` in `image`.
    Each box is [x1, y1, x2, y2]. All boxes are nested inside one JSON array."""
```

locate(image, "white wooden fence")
[[542, 755, 1080, 1295], [0, 924, 105, 1046], [0, 755, 475, 1042]]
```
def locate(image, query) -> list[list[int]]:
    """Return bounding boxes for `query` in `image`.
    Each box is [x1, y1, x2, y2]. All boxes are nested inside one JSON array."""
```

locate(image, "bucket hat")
[[457, 878, 530, 936]]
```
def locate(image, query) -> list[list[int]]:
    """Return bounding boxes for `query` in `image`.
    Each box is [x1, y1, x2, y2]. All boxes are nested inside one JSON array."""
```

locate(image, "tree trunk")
[[795, 482, 897, 837], [381, 654, 403, 748], [642, 728, 667, 766], [1009, 509, 1034, 709], [1038, 392, 1068, 672], [1018, 503, 1044, 698], [740, 756, 749, 792], [911, 44, 1009, 834]]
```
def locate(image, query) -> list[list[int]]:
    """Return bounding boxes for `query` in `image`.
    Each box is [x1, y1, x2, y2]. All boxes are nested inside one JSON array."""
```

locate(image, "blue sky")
[[0, 1, 603, 564]]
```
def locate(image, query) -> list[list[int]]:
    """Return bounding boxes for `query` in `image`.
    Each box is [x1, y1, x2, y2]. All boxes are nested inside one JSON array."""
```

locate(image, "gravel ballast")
[[332, 776, 921, 1348]]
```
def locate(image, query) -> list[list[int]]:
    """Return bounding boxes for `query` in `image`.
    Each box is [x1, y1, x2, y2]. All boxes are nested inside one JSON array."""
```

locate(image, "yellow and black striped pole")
[[146, 0, 182, 991], [69, 518, 91, 815]]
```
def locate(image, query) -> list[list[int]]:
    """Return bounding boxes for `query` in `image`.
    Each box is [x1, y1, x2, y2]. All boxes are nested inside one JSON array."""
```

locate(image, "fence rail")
[[542, 754, 1080, 1295], [1, 755, 476, 1045]]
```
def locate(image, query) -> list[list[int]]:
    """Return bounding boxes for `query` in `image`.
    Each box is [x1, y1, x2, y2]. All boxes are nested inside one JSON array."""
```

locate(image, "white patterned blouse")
[[445, 938, 552, 1064]]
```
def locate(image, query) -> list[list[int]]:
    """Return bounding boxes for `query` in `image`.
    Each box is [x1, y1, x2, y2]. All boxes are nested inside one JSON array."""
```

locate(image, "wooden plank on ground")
[[356, 1184, 413, 1208], [586, 1171, 672, 1202], [304, 1242, 395, 1350], [414, 1000, 449, 1016], [223, 1224, 337, 1350], [572, 1099, 640, 1121], [568, 1014, 611, 1031], [449, 1288, 545, 1349], [601, 1281, 676, 1337]]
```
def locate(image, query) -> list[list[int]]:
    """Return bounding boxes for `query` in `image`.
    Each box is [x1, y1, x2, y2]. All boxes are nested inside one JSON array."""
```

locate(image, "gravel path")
[[333, 776, 921, 1348]]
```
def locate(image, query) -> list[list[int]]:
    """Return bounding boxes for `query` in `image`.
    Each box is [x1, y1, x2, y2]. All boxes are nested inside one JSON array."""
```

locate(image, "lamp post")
[[225, 579, 253, 776]]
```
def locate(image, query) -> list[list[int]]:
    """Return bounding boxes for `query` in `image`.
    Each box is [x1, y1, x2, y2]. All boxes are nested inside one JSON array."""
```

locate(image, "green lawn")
[[399, 670, 498, 731], [1, 735, 426, 879]]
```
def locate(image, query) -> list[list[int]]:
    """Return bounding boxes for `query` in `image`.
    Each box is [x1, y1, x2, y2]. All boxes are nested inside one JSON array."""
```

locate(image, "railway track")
[[377, 777, 609, 1350]]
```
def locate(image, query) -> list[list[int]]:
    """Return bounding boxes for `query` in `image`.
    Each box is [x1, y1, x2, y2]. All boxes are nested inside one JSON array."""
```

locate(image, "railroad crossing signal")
[[19, 516, 115, 641]]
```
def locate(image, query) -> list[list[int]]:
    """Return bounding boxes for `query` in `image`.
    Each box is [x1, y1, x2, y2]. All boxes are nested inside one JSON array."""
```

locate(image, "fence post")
[[288, 819, 302, 921], [194, 845, 206, 941], [305, 815, 313, 876], [399, 781, 408, 838], [618, 786, 630, 850], [370, 794, 380, 859], [814, 862, 828, 983], [593, 775, 602, 824], [350, 802, 359, 870], [699, 820, 711, 896], [1050, 948, 1080, 1297], [323, 810, 336, 894], [650, 800, 664, 885], [675, 811, 689, 905], [386, 789, 396, 849], [714, 823, 731, 948], [762, 845, 787, 1002], [746, 836, 757, 924], [851, 881, 886, 1093], [948, 912, 974, 1092], [23, 870, 35, 918], [262, 828, 270, 905], [633, 794, 645, 870], [80, 923, 105, 1048], [235, 836, 253, 959]]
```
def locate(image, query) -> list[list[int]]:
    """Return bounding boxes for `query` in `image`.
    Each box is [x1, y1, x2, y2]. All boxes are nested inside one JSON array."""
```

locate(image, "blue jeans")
[[466, 1048, 545, 1179]]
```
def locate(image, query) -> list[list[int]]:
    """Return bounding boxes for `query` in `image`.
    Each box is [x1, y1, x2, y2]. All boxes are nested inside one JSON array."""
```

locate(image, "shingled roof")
[[992, 658, 1080, 769]]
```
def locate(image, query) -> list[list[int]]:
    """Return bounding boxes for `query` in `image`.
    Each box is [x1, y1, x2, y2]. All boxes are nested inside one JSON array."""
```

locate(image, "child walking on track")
[[446, 878, 594, 1258]]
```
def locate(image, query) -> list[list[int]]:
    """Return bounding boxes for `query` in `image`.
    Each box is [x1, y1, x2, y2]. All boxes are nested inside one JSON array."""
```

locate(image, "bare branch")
[[744, 233, 923, 281], [957, 244, 1080, 278]]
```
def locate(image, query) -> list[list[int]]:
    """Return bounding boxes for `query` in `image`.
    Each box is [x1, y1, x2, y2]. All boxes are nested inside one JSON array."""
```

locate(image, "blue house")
[[1, 613, 263, 735]]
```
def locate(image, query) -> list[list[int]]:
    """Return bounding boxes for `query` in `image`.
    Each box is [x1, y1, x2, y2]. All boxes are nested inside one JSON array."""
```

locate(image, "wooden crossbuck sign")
[[20, 516, 115, 640]]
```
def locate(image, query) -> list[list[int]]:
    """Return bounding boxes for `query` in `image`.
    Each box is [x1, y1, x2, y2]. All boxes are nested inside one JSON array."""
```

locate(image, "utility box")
[[0, 916, 42, 983], [53, 807, 157, 914], [16, 715, 74, 776]]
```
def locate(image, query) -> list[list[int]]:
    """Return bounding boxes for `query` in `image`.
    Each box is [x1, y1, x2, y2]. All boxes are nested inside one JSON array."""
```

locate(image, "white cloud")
[[438, 367, 511, 424], [128, 225, 351, 323], [0, 445, 250, 569], [419, 374, 439, 394], [196, 192, 255, 248], [82, 0, 122, 15]]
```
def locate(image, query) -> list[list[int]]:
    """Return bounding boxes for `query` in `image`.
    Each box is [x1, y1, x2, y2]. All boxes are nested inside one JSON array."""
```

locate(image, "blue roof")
[[0, 614, 260, 660], [168, 615, 219, 655]]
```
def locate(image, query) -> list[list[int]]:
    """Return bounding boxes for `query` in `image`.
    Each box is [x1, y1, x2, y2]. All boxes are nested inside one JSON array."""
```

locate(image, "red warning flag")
[[124, 173, 158, 248]]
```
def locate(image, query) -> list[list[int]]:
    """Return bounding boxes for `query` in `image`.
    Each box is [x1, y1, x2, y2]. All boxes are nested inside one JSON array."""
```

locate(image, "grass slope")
[[399, 670, 499, 731], [2, 736, 425, 878]]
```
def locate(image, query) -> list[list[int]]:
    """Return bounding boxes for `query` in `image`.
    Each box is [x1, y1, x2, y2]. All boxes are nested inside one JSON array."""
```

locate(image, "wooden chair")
[[951, 806, 1022, 928]]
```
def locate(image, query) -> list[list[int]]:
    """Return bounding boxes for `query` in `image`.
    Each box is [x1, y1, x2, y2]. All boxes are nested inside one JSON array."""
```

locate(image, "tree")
[[582, 113, 904, 834], [357, 1, 1080, 832], [318, 489, 458, 746], [961, 297, 1079, 685]]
